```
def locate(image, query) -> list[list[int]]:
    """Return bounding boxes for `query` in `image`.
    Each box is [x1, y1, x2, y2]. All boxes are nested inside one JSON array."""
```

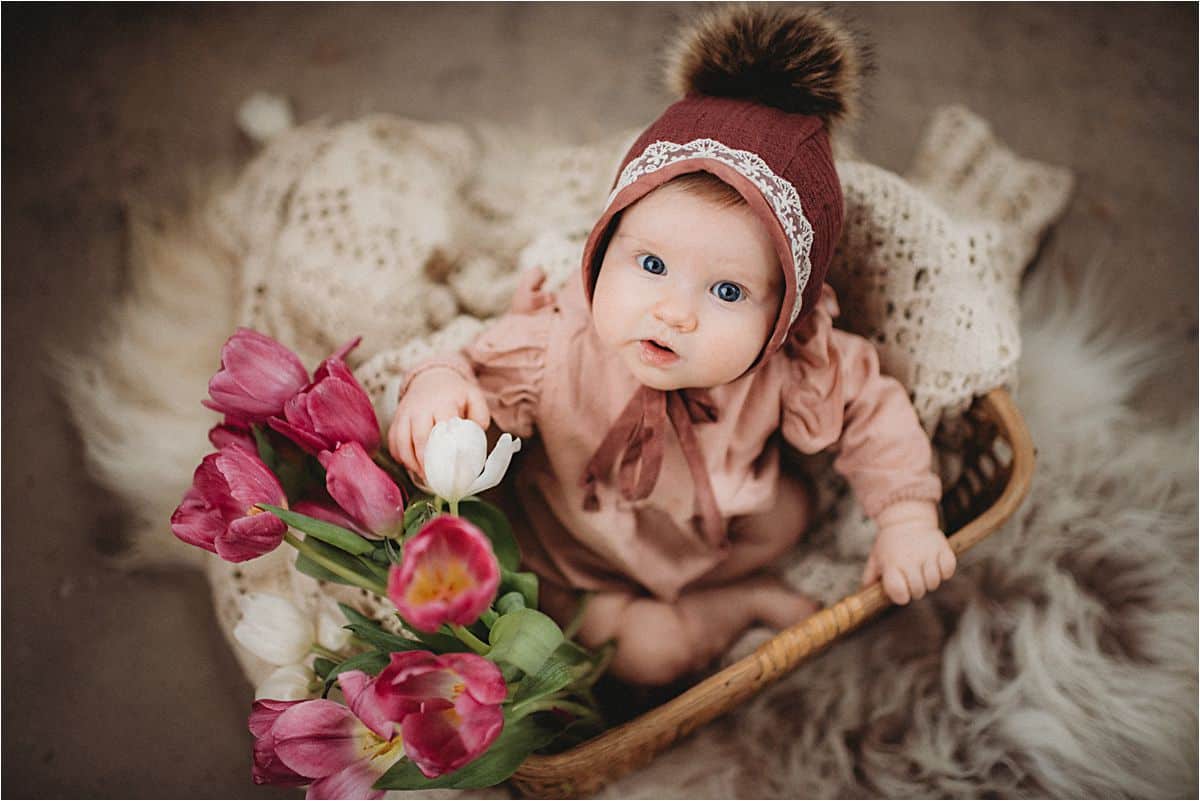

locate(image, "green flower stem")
[[449, 499, 460, 516], [285, 532, 387, 596], [311, 644, 345, 662], [511, 697, 598, 721], [449, 623, 490, 655]]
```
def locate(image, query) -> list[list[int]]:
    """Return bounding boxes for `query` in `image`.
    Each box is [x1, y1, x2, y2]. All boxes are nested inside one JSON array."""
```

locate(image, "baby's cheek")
[[701, 314, 770, 381]]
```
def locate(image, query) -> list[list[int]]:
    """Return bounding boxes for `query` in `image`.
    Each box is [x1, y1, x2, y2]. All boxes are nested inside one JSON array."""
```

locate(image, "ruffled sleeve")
[[397, 304, 554, 440], [781, 284, 942, 518]]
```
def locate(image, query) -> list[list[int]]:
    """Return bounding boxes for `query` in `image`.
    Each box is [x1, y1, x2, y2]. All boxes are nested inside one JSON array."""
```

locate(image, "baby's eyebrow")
[[612, 231, 660, 250]]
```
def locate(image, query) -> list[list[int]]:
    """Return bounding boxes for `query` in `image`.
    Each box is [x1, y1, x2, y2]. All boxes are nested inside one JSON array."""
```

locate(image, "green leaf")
[[295, 553, 358, 588], [252, 425, 279, 471], [499, 567, 539, 610], [312, 657, 336, 680], [375, 713, 560, 790], [458, 498, 520, 571], [495, 591, 526, 615], [512, 652, 574, 707], [322, 651, 390, 695], [332, 604, 424, 653], [486, 609, 564, 676], [409, 628, 474, 653], [403, 498, 437, 537], [259, 504, 375, 556], [293, 536, 379, 586], [355, 554, 390, 584]]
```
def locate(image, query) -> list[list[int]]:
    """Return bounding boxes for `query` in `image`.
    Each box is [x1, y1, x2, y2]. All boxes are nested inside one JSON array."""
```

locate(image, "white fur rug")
[[590, 264, 1198, 799], [54, 207, 1197, 798]]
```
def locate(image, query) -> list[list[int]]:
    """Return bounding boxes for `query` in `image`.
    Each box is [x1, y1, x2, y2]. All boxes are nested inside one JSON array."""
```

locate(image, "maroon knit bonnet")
[[577, 6, 866, 547], [581, 94, 842, 363]]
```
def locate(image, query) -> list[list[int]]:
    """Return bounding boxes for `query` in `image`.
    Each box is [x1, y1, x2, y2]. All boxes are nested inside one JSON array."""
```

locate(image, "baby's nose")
[[652, 299, 697, 332]]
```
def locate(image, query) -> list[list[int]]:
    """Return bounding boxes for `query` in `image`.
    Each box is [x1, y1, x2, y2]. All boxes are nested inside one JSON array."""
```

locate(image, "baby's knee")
[[606, 599, 698, 687]]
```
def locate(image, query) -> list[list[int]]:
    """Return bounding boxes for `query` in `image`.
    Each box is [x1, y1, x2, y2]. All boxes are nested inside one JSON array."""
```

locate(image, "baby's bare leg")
[[574, 576, 819, 686]]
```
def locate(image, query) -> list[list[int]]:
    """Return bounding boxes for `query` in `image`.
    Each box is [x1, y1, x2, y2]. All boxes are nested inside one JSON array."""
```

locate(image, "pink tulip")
[[249, 687, 405, 800], [208, 417, 257, 454], [340, 651, 506, 778], [203, 328, 310, 422], [317, 442, 406, 539], [269, 339, 380, 455], [387, 517, 501, 633], [248, 699, 308, 788], [170, 446, 288, 562]]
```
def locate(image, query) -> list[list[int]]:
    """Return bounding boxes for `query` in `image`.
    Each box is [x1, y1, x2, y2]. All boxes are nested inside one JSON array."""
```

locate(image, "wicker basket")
[[510, 387, 1035, 797]]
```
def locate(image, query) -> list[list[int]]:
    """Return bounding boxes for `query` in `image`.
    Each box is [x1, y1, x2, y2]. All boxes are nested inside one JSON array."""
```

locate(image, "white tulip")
[[317, 607, 351, 652], [233, 593, 315, 666], [255, 663, 316, 701], [422, 418, 521, 504]]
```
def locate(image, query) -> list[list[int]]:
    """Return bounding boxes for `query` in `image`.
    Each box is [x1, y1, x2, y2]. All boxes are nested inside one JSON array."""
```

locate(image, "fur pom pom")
[[664, 3, 869, 128]]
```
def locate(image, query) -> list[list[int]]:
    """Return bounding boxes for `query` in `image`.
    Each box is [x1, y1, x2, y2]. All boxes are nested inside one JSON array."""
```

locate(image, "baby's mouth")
[[638, 338, 680, 366]]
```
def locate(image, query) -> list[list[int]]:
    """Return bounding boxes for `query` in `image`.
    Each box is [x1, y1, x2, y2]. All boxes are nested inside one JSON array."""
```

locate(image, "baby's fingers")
[[389, 413, 415, 474], [904, 566, 927, 602], [463, 386, 491, 431], [882, 566, 911, 605], [938, 546, 957, 580], [860, 551, 880, 587], [921, 558, 943, 594]]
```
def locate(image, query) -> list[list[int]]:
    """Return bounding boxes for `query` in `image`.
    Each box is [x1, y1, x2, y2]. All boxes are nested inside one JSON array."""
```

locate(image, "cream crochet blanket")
[[58, 106, 1072, 703]]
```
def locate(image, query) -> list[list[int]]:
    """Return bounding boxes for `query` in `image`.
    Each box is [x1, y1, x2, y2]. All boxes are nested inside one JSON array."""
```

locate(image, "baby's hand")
[[388, 368, 491, 480], [861, 500, 956, 605]]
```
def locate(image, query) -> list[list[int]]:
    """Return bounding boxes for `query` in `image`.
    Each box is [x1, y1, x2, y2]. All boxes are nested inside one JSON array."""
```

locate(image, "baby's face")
[[592, 182, 783, 390]]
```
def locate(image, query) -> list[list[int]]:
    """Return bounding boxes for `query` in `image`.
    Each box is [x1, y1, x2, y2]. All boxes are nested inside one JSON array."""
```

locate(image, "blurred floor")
[[3, 3, 1196, 797]]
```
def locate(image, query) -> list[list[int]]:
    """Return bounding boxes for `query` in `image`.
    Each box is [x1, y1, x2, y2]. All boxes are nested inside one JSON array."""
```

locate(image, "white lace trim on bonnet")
[[605, 137, 815, 326]]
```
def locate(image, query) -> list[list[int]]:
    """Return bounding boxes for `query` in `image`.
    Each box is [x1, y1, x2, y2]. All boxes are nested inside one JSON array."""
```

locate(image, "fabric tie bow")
[[580, 384, 726, 548]]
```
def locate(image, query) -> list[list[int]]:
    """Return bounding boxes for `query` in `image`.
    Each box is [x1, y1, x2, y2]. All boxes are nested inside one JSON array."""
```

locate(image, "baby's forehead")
[[613, 188, 783, 285]]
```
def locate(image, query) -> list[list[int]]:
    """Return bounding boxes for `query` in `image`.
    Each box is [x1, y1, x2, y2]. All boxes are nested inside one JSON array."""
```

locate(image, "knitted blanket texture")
[[54, 107, 1197, 798]]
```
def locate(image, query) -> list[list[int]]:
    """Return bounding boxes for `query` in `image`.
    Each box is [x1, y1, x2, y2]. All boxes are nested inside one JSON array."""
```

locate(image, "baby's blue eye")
[[713, 281, 743, 303], [638, 254, 666, 275]]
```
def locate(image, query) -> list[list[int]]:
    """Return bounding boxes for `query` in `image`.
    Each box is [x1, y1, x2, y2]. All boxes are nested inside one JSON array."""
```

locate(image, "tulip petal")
[[388, 517, 500, 632], [465, 434, 522, 497], [250, 699, 312, 787], [216, 447, 287, 511], [307, 757, 392, 800], [207, 328, 309, 420], [451, 694, 505, 759], [338, 670, 397, 741], [254, 737, 311, 788], [318, 443, 404, 538], [170, 488, 222, 553], [223, 328, 310, 398], [273, 700, 375, 779], [328, 336, 363, 365], [268, 415, 330, 455], [249, 699, 305, 738], [193, 454, 243, 522], [208, 422, 258, 454], [217, 511, 287, 562], [306, 375, 381, 453], [440, 653, 508, 705], [423, 419, 487, 503], [402, 694, 503, 778]]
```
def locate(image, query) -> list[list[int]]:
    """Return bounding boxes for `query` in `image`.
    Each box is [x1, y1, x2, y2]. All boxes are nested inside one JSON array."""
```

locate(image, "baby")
[[388, 7, 955, 685]]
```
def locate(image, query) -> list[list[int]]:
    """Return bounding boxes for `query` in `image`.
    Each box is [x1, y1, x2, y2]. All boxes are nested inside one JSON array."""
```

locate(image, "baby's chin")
[[622, 354, 729, 392]]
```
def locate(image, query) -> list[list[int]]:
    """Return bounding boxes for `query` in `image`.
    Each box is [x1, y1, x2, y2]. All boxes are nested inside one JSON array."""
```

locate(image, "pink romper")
[[401, 275, 942, 603]]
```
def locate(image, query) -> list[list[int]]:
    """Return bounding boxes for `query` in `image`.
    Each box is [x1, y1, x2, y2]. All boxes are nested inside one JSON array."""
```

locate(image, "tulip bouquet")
[[171, 329, 609, 798]]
